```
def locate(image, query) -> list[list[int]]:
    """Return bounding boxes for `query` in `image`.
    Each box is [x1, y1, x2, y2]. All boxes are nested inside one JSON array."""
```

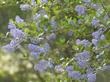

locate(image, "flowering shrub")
[[1, 0, 110, 82]]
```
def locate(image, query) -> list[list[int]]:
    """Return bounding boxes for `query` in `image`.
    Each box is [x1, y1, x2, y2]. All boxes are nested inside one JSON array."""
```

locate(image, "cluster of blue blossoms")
[[2, 16, 25, 52]]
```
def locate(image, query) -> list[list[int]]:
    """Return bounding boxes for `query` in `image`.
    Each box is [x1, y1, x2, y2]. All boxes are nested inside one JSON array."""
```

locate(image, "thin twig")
[[100, 0, 110, 17]]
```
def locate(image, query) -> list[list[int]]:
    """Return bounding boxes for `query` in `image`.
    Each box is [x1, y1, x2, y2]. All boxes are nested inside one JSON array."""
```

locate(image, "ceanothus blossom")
[[40, 0, 48, 3], [55, 65, 64, 73], [81, 39, 91, 47], [92, 28, 105, 46], [15, 16, 24, 23], [10, 39, 20, 47], [75, 5, 86, 15], [92, 31, 101, 40], [68, 30, 73, 37], [91, 19, 99, 26], [77, 51, 90, 60], [34, 60, 49, 72], [30, 52, 40, 59], [33, 46, 45, 53], [65, 66, 73, 72], [92, 28, 104, 39], [2, 39, 20, 52], [77, 60, 89, 69], [92, 39, 98, 46], [28, 43, 49, 59], [50, 19, 57, 28], [33, 13, 41, 21], [28, 44, 39, 52], [8, 21, 16, 29], [2, 22, 25, 52], [76, 39, 90, 47], [47, 33, 56, 41], [38, 9, 46, 15], [33, 12, 48, 20], [76, 39, 81, 45], [91, 4, 100, 10], [28, 44, 45, 53], [87, 73, 96, 82], [68, 71, 81, 80], [10, 28, 25, 39], [68, 20, 74, 25], [100, 34, 105, 40], [2, 44, 15, 52], [44, 43, 50, 52], [78, 19, 82, 24], [75, 51, 90, 68], [20, 4, 31, 11], [43, 14, 48, 18]]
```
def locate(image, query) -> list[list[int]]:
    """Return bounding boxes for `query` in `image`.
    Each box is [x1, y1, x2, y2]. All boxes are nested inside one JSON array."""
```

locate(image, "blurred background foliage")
[[0, 0, 38, 82], [0, 0, 110, 82], [0, 52, 37, 82]]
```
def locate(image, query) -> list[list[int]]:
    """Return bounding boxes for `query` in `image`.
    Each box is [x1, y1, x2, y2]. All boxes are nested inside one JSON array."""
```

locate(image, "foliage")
[[1, 0, 110, 82]]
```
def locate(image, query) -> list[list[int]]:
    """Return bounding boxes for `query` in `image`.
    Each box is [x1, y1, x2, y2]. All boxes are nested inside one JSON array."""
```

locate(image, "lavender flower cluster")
[[28, 43, 50, 59], [2, 16, 25, 52], [92, 28, 105, 46]]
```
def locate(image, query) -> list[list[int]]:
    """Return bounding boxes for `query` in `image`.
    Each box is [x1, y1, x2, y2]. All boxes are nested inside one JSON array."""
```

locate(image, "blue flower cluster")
[[76, 39, 90, 47], [65, 65, 96, 82], [75, 51, 90, 69], [28, 43, 50, 59], [75, 5, 86, 15], [2, 20, 25, 52], [34, 60, 49, 72], [92, 28, 105, 46]]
